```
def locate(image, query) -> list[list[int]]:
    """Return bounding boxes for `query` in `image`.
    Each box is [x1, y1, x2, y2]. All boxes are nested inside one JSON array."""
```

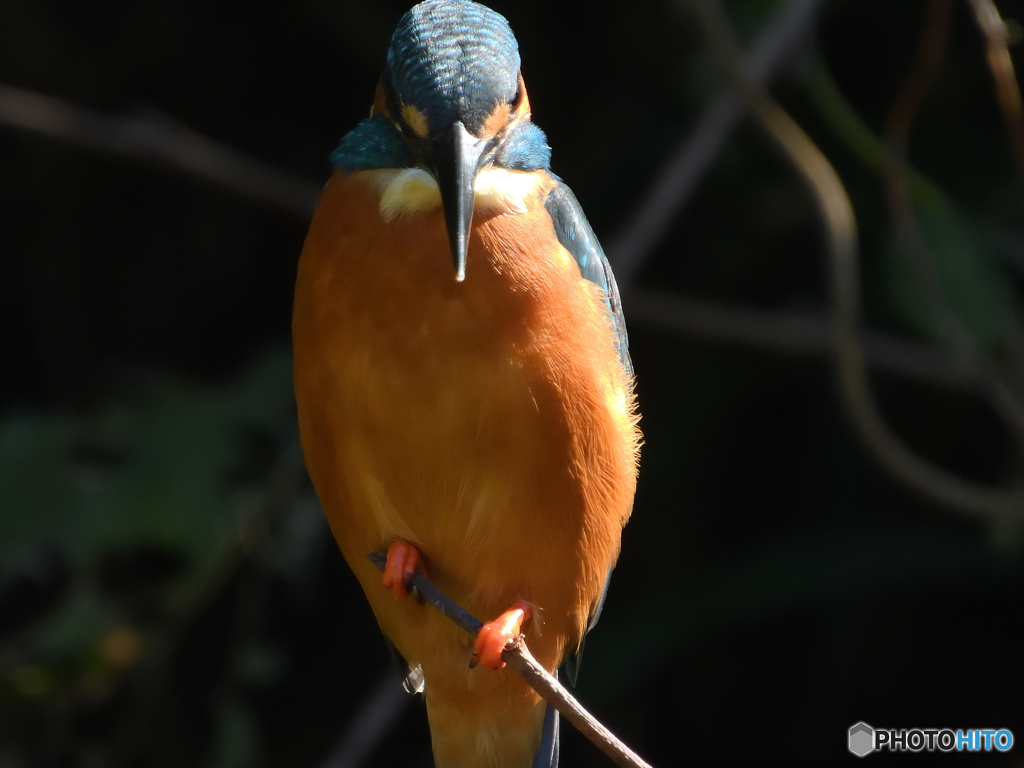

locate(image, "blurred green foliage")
[[0, 351, 315, 767], [1, 353, 295, 568]]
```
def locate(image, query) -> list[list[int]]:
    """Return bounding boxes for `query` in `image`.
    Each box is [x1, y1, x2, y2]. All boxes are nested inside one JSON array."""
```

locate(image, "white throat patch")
[[368, 167, 541, 222]]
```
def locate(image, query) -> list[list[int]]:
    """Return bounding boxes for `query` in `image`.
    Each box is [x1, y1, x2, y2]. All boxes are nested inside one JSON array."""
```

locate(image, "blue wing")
[[560, 566, 613, 687], [543, 181, 632, 377], [543, 181, 629, 686]]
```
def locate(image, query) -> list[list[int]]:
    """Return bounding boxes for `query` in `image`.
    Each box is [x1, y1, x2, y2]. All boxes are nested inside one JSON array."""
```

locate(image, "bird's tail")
[[531, 703, 559, 768]]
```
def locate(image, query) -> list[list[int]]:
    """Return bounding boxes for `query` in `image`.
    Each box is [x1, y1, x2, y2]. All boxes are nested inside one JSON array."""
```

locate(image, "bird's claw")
[[471, 600, 532, 670], [382, 540, 426, 600]]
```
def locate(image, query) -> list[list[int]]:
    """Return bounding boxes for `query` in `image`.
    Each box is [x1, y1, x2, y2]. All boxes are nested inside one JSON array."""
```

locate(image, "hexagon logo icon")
[[849, 722, 875, 757]]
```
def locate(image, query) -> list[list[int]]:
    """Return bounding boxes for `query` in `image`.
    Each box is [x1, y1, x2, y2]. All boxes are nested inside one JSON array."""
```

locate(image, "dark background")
[[2, 0, 1023, 766]]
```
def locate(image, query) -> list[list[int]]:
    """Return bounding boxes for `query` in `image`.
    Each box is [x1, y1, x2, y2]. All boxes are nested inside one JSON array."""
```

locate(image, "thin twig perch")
[[366, 552, 654, 768]]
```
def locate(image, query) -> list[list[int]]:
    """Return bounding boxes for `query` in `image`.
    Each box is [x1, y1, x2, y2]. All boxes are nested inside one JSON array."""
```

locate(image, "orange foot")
[[381, 541, 426, 600], [471, 600, 533, 670]]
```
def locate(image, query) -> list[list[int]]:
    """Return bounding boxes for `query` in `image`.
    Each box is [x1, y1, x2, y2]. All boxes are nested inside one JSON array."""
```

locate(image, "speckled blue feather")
[[330, 114, 415, 172], [329, 116, 551, 173], [387, 0, 520, 136], [544, 184, 632, 377], [494, 122, 551, 171]]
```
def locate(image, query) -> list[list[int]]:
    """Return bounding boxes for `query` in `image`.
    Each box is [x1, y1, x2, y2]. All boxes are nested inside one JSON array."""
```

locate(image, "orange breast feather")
[[292, 169, 639, 767]]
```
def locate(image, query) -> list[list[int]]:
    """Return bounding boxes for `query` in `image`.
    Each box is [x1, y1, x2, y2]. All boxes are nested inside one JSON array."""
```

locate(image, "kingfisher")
[[292, 1, 640, 766]]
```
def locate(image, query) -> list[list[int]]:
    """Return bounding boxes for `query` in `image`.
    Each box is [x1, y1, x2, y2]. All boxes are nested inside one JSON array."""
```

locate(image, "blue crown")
[[385, 0, 521, 137]]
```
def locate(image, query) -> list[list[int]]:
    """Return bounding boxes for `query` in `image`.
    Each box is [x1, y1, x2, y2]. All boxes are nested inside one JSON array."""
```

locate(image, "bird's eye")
[[510, 88, 523, 110]]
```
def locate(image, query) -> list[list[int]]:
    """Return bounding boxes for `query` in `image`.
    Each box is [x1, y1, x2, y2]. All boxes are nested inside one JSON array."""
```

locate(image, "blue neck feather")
[[330, 115, 551, 174], [329, 115, 416, 172]]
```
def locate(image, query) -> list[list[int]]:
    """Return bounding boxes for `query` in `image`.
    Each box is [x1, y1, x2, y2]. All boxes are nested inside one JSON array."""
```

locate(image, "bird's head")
[[377, 0, 536, 281]]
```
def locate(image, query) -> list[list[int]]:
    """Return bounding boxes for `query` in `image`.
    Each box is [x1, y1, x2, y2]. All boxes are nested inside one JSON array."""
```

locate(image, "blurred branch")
[[319, 671, 411, 768], [0, 83, 321, 218], [806, 64, 944, 204], [607, 0, 825, 287], [623, 290, 982, 392], [8, 67, 1024, 516], [966, 0, 1024, 185], [808, 62, 1024, 386], [884, 0, 1024, 445], [365, 553, 654, 768], [4, 77, 1013, 464], [885, 0, 962, 357], [885, 0, 953, 148], [690, 0, 1024, 522]]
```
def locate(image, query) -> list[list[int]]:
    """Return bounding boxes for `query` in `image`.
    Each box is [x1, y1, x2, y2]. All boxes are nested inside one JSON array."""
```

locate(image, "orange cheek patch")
[[482, 102, 512, 138], [401, 104, 431, 138], [514, 74, 531, 121]]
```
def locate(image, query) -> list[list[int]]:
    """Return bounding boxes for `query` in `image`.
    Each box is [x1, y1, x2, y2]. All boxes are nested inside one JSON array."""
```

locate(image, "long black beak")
[[432, 121, 487, 282]]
